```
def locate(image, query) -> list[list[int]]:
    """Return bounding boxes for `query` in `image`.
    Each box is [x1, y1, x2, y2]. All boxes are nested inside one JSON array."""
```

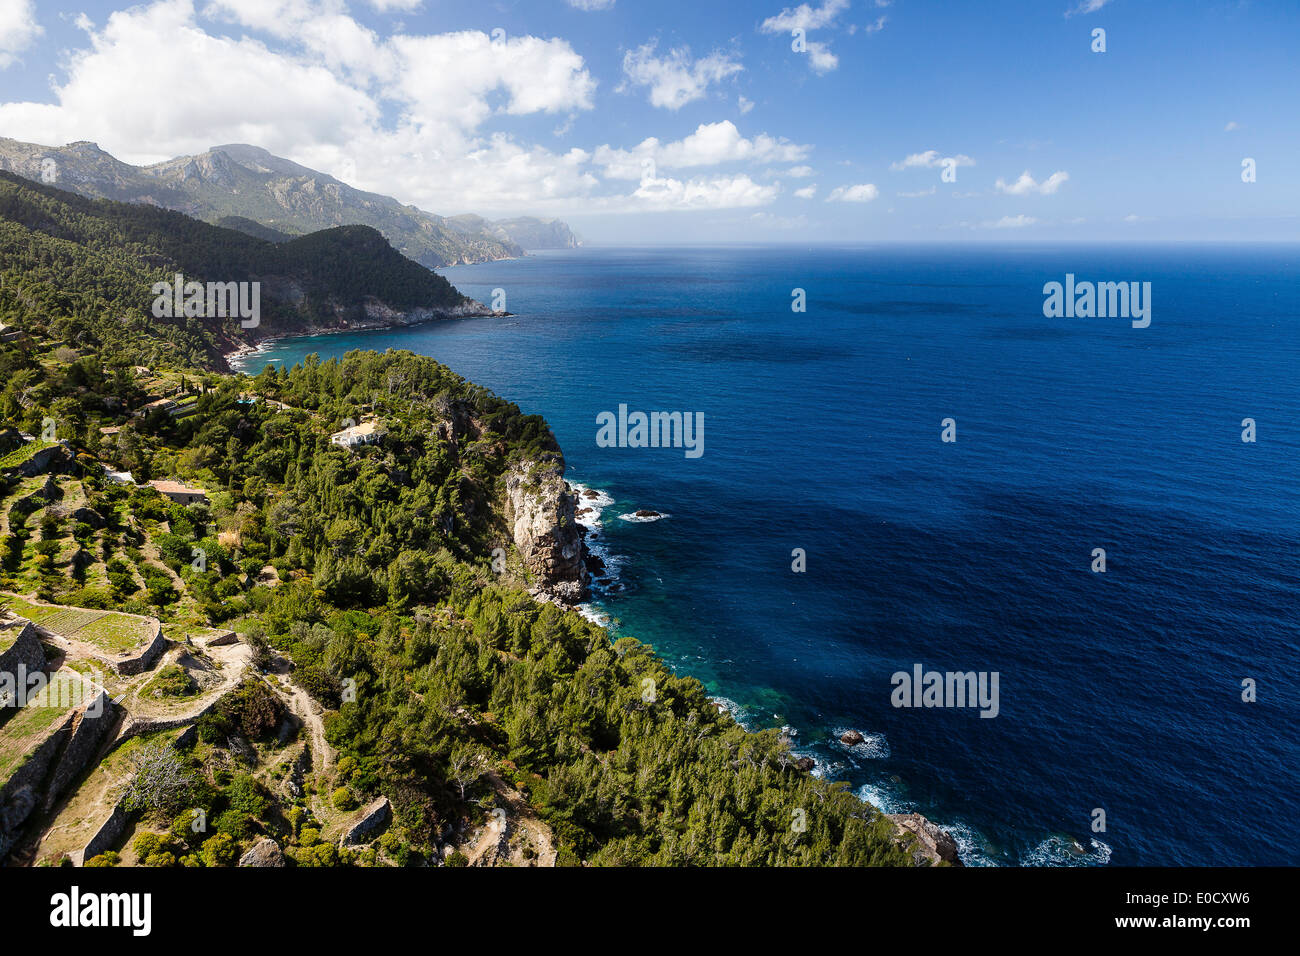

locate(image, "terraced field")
[[31, 727, 186, 866], [0, 669, 91, 782], [0, 440, 57, 472], [1, 595, 153, 653]]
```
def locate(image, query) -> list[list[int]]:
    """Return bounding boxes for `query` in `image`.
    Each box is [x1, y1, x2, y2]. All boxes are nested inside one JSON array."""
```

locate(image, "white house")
[[330, 421, 385, 448]]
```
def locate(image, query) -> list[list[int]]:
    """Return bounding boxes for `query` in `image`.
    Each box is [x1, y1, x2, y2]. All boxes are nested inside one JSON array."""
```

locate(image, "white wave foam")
[[1020, 834, 1113, 867], [832, 728, 890, 759], [576, 603, 610, 627], [618, 511, 669, 523], [569, 482, 614, 532], [568, 480, 627, 613], [944, 821, 999, 867], [710, 696, 753, 729], [856, 781, 908, 814]]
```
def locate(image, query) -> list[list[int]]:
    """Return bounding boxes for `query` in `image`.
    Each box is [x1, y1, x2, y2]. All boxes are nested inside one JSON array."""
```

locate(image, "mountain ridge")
[[0, 138, 581, 268], [0, 170, 492, 370]]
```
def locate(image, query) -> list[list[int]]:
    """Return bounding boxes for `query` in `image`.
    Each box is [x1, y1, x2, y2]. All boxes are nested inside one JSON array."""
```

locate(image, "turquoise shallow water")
[[238, 243, 1300, 866]]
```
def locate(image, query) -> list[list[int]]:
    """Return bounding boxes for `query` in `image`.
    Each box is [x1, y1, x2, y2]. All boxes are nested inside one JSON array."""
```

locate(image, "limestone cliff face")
[[504, 460, 588, 606]]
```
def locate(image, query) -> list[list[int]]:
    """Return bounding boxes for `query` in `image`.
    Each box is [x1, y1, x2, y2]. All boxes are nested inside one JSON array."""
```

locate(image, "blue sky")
[[0, 0, 1295, 242]]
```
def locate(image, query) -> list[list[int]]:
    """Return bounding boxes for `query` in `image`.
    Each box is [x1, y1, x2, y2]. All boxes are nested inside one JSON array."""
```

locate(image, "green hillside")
[[0, 171, 473, 370]]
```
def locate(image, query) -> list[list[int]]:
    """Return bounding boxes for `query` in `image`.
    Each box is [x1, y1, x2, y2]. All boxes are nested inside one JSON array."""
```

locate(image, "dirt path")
[[463, 771, 556, 867], [282, 683, 333, 772], [119, 638, 250, 726]]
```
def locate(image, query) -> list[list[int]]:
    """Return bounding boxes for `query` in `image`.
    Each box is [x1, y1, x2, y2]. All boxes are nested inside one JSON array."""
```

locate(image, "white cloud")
[[738, 95, 754, 114], [793, 184, 817, 199], [898, 186, 936, 198], [0, 1, 608, 213], [0, 1, 380, 161], [1065, 0, 1111, 17], [0, 0, 42, 68], [995, 170, 1069, 196], [0, 1, 794, 217], [1224, 121, 1239, 131], [626, 173, 778, 211], [987, 214, 1037, 228], [594, 121, 811, 179], [827, 183, 879, 202], [749, 211, 808, 229], [760, 0, 849, 33], [863, 16, 888, 33], [621, 40, 742, 110], [806, 41, 838, 73], [567, 0, 616, 9], [890, 150, 975, 171], [390, 30, 595, 127], [787, 165, 814, 178], [203, 0, 316, 38], [367, 0, 424, 11], [760, 0, 848, 74]]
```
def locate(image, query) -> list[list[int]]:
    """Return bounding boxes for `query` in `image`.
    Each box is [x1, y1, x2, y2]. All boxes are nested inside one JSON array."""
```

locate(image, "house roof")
[[147, 479, 206, 497], [331, 421, 385, 440]]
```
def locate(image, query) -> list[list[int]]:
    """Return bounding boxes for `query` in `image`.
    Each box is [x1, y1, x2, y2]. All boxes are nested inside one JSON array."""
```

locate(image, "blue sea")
[[237, 244, 1300, 866]]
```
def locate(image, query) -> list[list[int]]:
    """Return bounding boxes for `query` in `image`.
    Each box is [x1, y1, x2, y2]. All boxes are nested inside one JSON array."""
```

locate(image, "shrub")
[[200, 832, 240, 867], [145, 664, 196, 698], [121, 742, 195, 814]]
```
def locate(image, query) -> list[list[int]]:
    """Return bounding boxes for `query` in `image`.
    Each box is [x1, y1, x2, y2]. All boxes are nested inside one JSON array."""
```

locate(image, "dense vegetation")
[[0, 189, 913, 867], [0, 172, 470, 368]]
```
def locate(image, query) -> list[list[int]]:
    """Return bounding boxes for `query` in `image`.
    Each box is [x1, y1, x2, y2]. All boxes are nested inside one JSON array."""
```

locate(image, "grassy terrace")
[[0, 440, 57, 472], [0, 669, 92, 783], [1, 595, 153, 653], [34, 727, 186, 865]]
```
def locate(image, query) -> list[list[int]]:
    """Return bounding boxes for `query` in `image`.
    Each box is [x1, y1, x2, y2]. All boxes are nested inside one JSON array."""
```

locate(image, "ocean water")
[[237, 244, 1300, 866]]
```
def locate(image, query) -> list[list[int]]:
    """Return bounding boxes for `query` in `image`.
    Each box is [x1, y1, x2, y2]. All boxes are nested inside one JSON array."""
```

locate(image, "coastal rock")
[[796, 757, 816, 773], [239, 837, 285, 867], [887, 813, 962, 867], [633, 509, 662, 518], [504, 460, 588, 606], [840, 730, 864, 746]]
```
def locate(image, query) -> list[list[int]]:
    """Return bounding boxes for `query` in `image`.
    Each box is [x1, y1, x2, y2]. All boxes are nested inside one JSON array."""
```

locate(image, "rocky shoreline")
[[223, 298, 507, 369]]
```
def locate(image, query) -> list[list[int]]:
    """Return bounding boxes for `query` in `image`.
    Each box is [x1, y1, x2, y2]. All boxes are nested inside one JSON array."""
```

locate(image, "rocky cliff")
[[887, 812, 963, 867], [449, 214, 582, 251], [503, 461, 588, 606]]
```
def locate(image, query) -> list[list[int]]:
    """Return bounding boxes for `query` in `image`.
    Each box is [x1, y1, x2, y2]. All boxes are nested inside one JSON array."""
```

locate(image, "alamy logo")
[[891, 664, 1000, 718], [0, 665, 104, 716], [1043, 273, 1151, 328], [152, 273, 260, 328], [50, 887, 151, 936], [596, 404, 704, 458]]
